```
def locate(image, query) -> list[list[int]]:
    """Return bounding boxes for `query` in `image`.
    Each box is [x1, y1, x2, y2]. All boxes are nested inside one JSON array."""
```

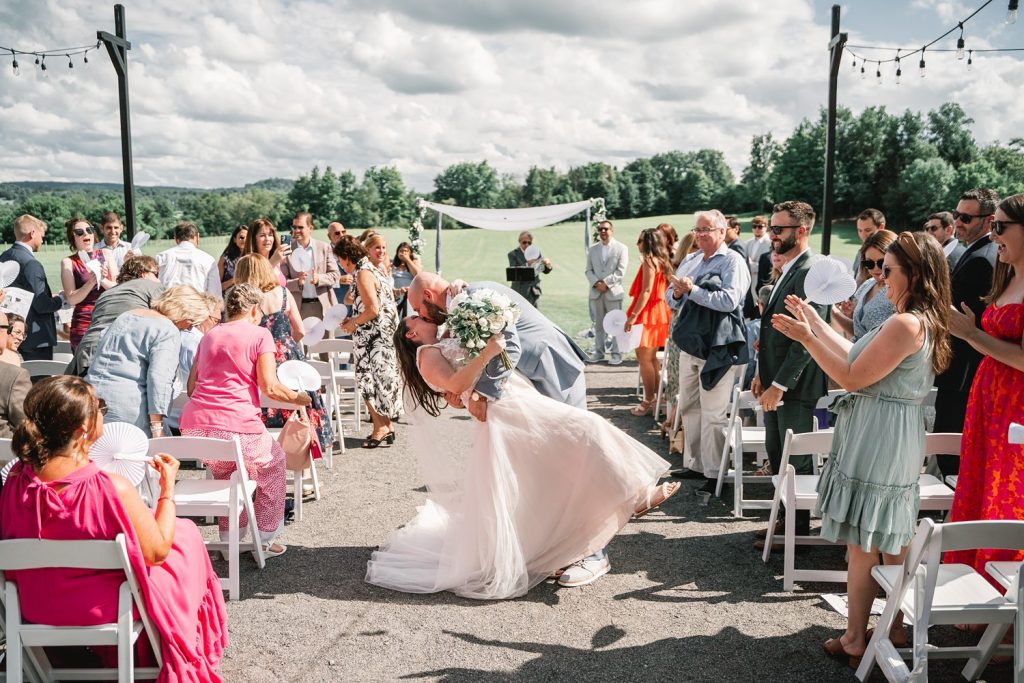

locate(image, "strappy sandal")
[[865, 626, 908, 648], [262, 543, 287, 558], [823, 636, 864, 669], [630, 399, 655, 417], [634, 481, 681, 518]]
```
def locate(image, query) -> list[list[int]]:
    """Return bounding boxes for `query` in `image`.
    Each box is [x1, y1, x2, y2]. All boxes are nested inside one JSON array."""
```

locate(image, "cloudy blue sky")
[[0, 0, 1021, 190]]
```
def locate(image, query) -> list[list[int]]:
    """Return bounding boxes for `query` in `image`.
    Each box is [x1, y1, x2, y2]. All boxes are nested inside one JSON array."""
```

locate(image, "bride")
[[364, 315, 679, 600]]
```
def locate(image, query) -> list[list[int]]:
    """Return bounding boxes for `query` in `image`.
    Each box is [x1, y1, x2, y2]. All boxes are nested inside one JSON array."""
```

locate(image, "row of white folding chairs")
[[856, 517, 1023, 682], [761, 429, 958, 591], [306, 337, 363, 441]]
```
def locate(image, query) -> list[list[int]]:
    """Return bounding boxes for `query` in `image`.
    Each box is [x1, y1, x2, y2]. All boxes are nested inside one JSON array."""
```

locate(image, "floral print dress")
[[352, 258, 404, 419], [260, 287, 334, 455]]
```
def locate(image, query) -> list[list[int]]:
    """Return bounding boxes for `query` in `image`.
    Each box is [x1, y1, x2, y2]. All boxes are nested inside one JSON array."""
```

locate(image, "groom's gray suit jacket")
[[467, 281, 588, 409]]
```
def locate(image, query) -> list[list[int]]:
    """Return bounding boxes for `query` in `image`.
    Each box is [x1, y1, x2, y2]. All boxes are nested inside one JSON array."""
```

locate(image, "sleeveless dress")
[[351, 258, 403, 419], [69, 250, 107, 351], [946, 302, 1024, 583], [0, 462, 228, 682], [851, 279, 895, 341], [625, 266, 670, 348], [259, 287, 334, 455], [815, 321, 935, 555], [365, 338, 670, 599]]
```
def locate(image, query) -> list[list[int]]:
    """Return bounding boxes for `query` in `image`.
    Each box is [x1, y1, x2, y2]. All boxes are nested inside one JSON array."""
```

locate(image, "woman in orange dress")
[[625, 228, 674, 416], [946, 193, 1024, 585]]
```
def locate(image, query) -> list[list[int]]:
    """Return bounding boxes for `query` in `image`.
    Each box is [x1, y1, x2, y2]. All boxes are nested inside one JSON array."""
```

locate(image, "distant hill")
[[0, 177, 295, 199]]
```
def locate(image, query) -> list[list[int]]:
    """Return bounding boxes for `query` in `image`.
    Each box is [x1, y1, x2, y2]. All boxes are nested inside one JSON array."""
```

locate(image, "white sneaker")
[[557, 554, 610, 587]]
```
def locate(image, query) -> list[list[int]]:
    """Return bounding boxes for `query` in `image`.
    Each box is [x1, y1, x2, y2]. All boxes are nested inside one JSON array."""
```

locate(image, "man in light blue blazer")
[[584, 221, 628, 365]]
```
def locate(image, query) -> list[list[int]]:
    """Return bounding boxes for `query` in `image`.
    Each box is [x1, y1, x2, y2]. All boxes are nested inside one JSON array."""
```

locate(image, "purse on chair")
[[279, 406, 313, 470]]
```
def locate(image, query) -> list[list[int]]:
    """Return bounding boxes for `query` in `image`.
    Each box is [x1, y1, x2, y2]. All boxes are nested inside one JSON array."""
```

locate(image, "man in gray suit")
[[408, 273, 610, 588], [584, 221, 628, 365]]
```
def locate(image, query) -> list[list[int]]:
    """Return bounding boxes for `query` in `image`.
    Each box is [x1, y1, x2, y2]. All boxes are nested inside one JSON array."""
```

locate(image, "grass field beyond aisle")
[[21, 214, 861, 339]]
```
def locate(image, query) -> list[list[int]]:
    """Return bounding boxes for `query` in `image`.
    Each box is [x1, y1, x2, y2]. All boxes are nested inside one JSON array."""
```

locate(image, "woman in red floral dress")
[[946, 193, 1024, 584]]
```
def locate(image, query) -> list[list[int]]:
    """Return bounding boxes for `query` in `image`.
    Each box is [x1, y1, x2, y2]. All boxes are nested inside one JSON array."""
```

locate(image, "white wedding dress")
[[365, 338, 670, 600]]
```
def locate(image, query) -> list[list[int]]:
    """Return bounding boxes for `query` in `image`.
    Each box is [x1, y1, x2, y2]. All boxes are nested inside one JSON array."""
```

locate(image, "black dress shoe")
[[697, 479, 717, 495], [672, 468, 706, 480]]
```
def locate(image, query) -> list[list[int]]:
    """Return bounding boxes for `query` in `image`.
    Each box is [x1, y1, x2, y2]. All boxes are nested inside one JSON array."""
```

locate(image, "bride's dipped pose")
[[364, 315, 679, 600]]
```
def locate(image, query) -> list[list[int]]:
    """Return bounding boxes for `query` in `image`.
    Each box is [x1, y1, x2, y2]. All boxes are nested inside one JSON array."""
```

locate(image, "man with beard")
[[751, 201, 830, 550]]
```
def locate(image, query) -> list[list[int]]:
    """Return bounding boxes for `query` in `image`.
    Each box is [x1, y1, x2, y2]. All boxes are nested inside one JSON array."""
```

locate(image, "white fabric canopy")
[[418, 199, 594, 232]]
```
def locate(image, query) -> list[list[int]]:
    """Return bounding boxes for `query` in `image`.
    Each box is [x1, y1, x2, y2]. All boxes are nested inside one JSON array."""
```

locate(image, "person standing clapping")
[[771, 232, 951, 664]]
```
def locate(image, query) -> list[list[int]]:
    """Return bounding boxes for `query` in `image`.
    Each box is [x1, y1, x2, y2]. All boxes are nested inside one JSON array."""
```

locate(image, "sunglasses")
[[520, 241, 532, 245], [597, 227, 611, 232], [693, 227, 723, 235], [73, 227, 95, 237], [97, 398, 109, 416], [992, 220, 1022, 236], [861, 258, 885, 271], [768, 224, 801, 235], [881, 265, 903, 280], [952, 210, 992, 223]]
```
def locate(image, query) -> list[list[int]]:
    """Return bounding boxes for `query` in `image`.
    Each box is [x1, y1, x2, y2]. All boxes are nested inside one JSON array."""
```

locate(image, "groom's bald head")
[[409, 272, 450, 322]]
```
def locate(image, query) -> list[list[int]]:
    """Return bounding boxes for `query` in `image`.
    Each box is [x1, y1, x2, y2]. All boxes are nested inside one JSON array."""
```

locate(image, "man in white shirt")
[[99, 211, 133, 270], [280, 212, 342, 321], [154, 222, 222, 298], [584, 221, 628, 365], [744, 215, 772, 283]]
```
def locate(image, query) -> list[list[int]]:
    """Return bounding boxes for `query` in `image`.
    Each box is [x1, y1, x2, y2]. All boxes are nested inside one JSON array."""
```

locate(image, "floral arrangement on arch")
[[590, 197, 608, 242], [408, 201, 427, 256]]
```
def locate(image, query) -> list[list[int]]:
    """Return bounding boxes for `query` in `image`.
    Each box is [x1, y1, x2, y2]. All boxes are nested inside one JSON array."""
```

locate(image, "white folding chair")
[[652, 342, 669, 422], [21, 361, 68, 380], [919, 433, 959, 517], [260, 394, 321, 523], [53, 340, 72, 355], [0, 535, 162, 682], [760, 429, 844, 590], [148, 436, 265, 601], [307, 337, 362, 434], [50, 352, 73, 364], [305, 359, 341, 464], [857, 518, 1024, 682], [714, 387, 772, 517]]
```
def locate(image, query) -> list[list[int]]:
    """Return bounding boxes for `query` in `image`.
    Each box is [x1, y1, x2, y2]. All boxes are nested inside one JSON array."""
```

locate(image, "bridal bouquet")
[[446, 288, 520, 370]]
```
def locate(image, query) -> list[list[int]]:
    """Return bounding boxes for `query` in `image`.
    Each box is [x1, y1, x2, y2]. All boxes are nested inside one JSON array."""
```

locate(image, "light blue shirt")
[[666, 243, 750, 313]]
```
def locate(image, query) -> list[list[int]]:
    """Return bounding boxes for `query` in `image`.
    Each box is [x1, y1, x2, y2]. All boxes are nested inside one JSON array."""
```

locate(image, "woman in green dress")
[[770, 232, 951, 667]]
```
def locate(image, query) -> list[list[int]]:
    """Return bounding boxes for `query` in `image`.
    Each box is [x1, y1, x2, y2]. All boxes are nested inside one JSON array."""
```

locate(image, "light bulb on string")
[[83, 52, 88, 64], [919, 46, 926, 78], [876, 63, 882, 84], [851, 57, 857, 69], [860, 64, 866, 79], [967, 49, 974, 70], [957, 23, 965, 60], [33, 55, 39, 66], [10, 50, 18, 76], [40, 55, 46, 72], [895, 61, 902, 85], [1008, 0, 1019, 24], [66, 53, 73, 69]]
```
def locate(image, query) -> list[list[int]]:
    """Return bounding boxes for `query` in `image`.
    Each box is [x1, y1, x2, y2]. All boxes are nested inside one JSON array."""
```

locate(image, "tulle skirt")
[[365, 373, 669, 599]]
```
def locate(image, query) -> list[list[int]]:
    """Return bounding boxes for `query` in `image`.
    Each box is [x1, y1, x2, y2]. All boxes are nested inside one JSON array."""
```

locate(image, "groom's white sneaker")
[[557, 551, 610, 587]]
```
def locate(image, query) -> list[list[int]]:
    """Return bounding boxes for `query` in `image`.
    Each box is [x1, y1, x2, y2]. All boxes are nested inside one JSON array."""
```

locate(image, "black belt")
[[302, 298, 318, 303]]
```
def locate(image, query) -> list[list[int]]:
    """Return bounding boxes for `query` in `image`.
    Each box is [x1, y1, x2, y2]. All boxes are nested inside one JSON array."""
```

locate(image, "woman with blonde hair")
[[86, 285, 210, 436], [233, 253, 333, 457]]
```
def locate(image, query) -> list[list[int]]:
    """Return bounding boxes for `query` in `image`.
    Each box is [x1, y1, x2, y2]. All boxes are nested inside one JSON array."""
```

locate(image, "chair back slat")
[[938, 520, 1024, 553], [147, 435, 241, 465], [783, 430, 835, 458], [923, 433, 962, 457], [0, 538, 124, 571], [307, 338, 354, 355]]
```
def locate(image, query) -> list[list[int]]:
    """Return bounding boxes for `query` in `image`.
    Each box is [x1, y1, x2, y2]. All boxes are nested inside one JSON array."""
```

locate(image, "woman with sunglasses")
[[771, 232, 951, 665], [60, 218, 118, 351], [945, 193, 1024, 586], [832, 230, 897, 341]]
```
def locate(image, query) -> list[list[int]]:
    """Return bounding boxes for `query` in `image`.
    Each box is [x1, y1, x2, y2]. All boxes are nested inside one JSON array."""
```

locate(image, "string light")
[[10, 49, 18, 76], [860, 63, 866, 79], [895, 55, 902, 84], [957, 22, 966, 59], [66, 53, 73, 69], [40, 55, 46, 72], [1, 40, 102, 76], [919, 46, 926, 78], [1008, 0, 1019, 23], [876, 62, 882, 84], [968, 49, 974, 69]]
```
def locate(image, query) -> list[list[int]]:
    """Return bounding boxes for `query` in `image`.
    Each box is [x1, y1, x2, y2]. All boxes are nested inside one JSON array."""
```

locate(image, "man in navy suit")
[[934, 188, 999, 477], [0, 215, 65, 360]]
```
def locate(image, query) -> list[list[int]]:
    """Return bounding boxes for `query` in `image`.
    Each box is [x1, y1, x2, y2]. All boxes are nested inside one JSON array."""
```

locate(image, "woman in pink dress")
[[946, 193, 1024, 582], [60, 218, 118, 351], [243, 217, 289, 288], [0, 375, 228, 682]]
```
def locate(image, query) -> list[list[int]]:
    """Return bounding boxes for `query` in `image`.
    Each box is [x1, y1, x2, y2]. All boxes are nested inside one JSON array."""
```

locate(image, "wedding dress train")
[[365, 340, 670, 600]]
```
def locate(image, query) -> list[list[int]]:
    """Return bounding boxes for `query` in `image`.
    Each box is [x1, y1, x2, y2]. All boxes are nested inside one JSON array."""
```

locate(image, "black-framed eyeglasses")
[[0, 324, 12, 333], [768, 224, 801, 235], [97, 398, 108, 416], [861, 258, 885, 271], [597, 227, 611, 232], [992, 220, 1022, 236], [73, 227, 95, 237], [881, 265, 903, 280], [952, 210, 992, 223]]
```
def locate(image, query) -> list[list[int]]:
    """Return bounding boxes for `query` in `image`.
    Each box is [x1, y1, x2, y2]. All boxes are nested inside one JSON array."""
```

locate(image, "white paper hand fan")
[[804, 257, 856, 305], [129, 232, 150, 252], [278, 360, 321, 392], [323, 304, 348, 325], [90, 422, 151, 487], [302, 316, 326, 344], [603, 309, 627, 336], [77, 250, 92, 264], [85, 259, 103, 288], [614, 324, 644, 353], [0, 261, 19, 288], [523, 245, 541, 261], [1009, 422, 1024, 444], [289, 248, 312, 274]]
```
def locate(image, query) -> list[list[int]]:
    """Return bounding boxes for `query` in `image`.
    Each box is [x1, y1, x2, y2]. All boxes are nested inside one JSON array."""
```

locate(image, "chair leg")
[[7, 584, 24, 683], [961, 623, 1010, 681], [783, 494, 796, 591], [714, 428, 730, 498], [293, 469, 304, 522], [117, 584, 133, 683], [309, 461, 321, 501], [762, 477, 783, 564], [228, 500, 240, 601]]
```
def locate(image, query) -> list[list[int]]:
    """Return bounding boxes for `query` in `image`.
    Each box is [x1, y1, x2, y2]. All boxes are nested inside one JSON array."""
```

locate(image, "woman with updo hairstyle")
[[771, 231, 951, 664], [0, 376, 229, 680], [334, 235, 403, 448], [180, 283, 311, 556], [60, 217, 118, 351], [86, 285, 210, 436]]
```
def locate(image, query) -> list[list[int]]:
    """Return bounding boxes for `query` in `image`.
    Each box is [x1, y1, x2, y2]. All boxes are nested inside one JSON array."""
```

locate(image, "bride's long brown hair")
[[394, 318, 447, 417]]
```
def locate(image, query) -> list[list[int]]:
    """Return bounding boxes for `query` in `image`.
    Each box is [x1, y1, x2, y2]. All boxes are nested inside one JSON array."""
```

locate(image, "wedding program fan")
[[0, 261, 19, 288], [278, 360, 321, 392], [523, 244, 541, 262], [130, 232, 150, 252], [302, 316, 327, 344], [90, 422, 151, 487], [602, 309, 643, 353], [804, 256, 856, 305], [323, 304, 348, 325]]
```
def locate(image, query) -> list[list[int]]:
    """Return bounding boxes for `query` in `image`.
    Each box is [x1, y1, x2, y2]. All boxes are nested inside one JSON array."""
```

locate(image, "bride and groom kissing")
[[364, 272, 680, 600]]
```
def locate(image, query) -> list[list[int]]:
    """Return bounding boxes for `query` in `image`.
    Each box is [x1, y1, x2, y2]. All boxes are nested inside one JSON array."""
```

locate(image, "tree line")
[[2, 102, 1022, 244]]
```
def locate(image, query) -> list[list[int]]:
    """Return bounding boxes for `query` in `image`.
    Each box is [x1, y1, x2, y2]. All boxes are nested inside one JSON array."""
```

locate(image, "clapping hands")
[[948, 302, 977, 340], [771, 295, 814, 344]]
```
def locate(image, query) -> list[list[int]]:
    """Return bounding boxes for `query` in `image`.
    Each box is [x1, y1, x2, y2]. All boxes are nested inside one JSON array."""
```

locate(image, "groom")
[[408, 272, 612, 587]]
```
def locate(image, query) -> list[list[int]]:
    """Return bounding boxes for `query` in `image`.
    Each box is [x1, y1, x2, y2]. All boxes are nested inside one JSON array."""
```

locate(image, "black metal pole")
[[98, 4, 136, 239], [822, 4, 847, 255]]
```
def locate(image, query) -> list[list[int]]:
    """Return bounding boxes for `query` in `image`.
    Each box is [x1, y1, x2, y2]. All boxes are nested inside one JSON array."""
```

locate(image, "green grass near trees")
[[21, 214, 861, 348]]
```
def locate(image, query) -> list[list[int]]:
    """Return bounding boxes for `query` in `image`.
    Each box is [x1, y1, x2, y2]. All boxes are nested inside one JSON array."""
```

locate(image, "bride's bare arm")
[[418, 336, 506, 396]]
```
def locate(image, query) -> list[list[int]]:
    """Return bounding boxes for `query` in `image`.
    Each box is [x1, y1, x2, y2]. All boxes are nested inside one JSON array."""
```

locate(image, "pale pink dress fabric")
[[0, 461, 228, 682]]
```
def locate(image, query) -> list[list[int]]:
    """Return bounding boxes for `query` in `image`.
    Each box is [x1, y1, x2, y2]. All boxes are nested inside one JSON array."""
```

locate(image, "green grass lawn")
[[22, 213, 862, 347]]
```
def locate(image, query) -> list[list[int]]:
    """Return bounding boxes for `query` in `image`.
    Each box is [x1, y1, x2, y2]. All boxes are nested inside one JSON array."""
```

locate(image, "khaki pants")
[[677, 350, 738, 477]]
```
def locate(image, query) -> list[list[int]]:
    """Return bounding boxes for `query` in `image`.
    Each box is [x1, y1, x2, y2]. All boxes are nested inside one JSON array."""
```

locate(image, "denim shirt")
[[666, 243, 750, 313]]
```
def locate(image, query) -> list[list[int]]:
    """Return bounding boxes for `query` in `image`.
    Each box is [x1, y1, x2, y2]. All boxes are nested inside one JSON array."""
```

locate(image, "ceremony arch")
[[414, 197, 605, 272]]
